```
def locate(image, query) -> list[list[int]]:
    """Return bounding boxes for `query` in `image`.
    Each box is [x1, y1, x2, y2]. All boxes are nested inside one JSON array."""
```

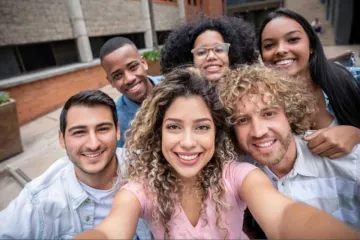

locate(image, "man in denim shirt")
[[100, 37, 163, 147], [0, 90, 152, 239]]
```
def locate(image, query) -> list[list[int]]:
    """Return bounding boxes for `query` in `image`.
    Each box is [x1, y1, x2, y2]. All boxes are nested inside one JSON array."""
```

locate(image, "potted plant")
[[0, 91, 23, 162], [142, 49, 161, 76]]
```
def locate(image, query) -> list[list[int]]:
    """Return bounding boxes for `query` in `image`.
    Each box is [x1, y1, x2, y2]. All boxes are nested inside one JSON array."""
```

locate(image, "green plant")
[[142, 49, 161, 61], [0, 91, 9, 105]]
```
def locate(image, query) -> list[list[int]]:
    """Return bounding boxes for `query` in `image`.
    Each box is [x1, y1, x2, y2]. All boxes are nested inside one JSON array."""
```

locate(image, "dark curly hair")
[[160, 16, 259, 74]]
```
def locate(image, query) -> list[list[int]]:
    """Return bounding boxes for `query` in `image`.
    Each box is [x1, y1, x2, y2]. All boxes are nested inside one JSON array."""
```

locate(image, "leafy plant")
[[142, 49, 161, 61], [0, 91, 9, 105]]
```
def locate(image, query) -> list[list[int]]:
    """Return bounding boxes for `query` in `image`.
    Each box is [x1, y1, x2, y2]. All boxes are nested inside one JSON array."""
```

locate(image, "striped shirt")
[[261, 135, 360, 230]]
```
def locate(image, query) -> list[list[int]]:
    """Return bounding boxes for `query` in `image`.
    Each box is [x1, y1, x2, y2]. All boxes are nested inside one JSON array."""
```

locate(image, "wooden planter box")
[[0, 99, 23, 162], [146, 59, 161, 76]]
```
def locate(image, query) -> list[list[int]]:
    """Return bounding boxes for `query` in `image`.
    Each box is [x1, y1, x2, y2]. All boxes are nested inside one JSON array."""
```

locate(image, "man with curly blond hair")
[[218, 64, 360, 230]]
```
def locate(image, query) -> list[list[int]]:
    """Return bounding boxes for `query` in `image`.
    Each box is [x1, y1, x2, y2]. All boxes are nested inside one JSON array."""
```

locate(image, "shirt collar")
[[122, 76, 157, 108], [291, 134, 319, 178], [259, 135, 319, 179], [65, 148, 125, 209]]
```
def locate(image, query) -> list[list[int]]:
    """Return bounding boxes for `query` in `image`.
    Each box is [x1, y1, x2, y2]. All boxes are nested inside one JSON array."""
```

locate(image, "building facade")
[[0, 0, 223, 125]]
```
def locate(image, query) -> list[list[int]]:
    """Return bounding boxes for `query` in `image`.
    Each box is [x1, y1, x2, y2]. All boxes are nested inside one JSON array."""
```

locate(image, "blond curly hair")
[[218, 64, 317, 135], [123, 68, 237, 239]]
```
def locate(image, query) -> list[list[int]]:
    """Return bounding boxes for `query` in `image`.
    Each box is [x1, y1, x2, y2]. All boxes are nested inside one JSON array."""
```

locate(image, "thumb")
[[304, 129, 324, 141]]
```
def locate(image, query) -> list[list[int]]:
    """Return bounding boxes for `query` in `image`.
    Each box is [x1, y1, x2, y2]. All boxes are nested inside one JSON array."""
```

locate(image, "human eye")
[[263, 42, 273, 50], [98, 127, 111, 133], [236, 117, 249, 125], [130, 63, 139, 71], [196, 125, 210, 131], [166, 124, 180, 130], [72, 130, 86, 136], [194, 48, 208, 57], [214, 44, 226, 53], [112, 73, 122, 81], [288, 37, 300, 43], [263, 111, 277, 118]]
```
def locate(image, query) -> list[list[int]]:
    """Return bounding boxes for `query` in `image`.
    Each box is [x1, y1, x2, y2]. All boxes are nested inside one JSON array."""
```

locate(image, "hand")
[[304, 125, 360, 159]]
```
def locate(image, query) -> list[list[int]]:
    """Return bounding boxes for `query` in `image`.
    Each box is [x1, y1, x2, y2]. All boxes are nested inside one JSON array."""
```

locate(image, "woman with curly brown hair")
[[160, 16, 258, 81], [75, 68, 359, 240]]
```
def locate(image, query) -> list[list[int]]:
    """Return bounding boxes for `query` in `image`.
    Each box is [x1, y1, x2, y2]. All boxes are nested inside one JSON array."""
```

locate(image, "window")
[[156, 30, 171, 45], [0, 40, 78, 80]]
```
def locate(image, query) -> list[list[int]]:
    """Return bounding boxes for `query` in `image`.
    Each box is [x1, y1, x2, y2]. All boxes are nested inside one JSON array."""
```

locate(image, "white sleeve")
[[0, 187, 42, 239]]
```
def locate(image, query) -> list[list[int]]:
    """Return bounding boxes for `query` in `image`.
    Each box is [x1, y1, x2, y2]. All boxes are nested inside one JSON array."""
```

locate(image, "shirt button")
[[282, 182, 285, 186], [85, 216, 90, 222], [272, 177, 277, 182]]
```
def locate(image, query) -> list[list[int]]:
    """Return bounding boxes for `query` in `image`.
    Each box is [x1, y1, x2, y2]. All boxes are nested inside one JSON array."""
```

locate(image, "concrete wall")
[[154, 3, 181, 30], [81, 0, 146, 37], [0, 0, 73, 46], [4, 65, 107, 125]]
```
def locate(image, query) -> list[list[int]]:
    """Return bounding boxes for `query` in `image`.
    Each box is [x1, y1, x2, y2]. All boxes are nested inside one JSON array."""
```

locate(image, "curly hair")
[[218, 64, 317, 136], [160, 16, 259, 74], [123, 68, 236, 239]]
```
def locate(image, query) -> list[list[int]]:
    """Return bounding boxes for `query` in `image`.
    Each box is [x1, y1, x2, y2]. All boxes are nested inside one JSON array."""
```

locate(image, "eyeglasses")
[[191, 43, 230, 58]]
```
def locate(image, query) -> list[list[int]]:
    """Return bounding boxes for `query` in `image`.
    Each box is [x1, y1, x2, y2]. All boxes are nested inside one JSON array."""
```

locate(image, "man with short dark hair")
[[0, 90, 152, 239], [100, 37, 162, 147]]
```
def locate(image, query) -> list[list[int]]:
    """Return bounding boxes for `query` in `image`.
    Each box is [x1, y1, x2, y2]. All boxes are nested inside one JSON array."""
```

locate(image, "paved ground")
[[1, 45, 359, 210]]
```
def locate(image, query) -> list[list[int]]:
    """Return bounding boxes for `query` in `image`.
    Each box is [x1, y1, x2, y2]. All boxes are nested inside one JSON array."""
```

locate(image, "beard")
[[252, 132, 292, 167]]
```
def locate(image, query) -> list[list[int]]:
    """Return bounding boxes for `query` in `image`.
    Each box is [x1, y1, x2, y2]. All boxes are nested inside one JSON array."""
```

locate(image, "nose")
[[250, 119, 268, 139], [206, 49, 218, 61], [124, 71, 136, 85], [275, 42, 288, 56], [179, 130, 197, 149], [86, 132, 101, 150]]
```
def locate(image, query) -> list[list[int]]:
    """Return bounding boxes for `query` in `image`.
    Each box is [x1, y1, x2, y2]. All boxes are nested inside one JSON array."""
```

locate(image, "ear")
[[59, 130, 66, 149], [141, 56, 149, 71], [116, 122, 120, 141], [310, 49, 313, 55]]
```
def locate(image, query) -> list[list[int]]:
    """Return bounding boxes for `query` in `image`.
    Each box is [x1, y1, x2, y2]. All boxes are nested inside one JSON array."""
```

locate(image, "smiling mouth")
[[82, 150, 105, 158], [275, 59, 295, 66], [205, 65, 222, 72], [176, 153, 200, 161], [253, 140, 276, 148], [126, 82, 141, 92]]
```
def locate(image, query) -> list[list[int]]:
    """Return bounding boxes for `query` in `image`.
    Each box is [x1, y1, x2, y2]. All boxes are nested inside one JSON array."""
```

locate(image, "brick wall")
[[4, 65, 109, 125], [0, 0, 73, 46], [202, 0, 224, 18]]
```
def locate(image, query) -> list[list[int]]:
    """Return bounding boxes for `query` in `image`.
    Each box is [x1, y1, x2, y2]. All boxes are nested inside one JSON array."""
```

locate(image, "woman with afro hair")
[[160, 16, 259, 81]]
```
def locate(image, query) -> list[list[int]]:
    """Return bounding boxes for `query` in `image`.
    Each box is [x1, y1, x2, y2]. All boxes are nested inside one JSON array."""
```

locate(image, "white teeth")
[[276, 59, 294, 65], [206, 65, 220, 70], [83, 152, 102, 158], [255, 141, 275, 148], [177, 154, 199, 161], [128, 83, 139, 91]]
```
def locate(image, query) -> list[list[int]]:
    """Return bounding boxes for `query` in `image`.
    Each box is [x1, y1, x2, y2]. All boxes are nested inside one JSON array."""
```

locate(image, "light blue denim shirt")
[[116, 75, 163, 147], [0, 148, 152, 239]]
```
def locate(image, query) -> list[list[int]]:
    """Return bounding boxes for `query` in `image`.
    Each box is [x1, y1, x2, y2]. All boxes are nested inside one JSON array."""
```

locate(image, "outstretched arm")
[[75, 188, 141, 239], [239, 169, 359, 239]]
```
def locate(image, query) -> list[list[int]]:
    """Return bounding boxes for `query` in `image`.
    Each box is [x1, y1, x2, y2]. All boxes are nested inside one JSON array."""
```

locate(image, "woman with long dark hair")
[[258, 8, 360, 159]]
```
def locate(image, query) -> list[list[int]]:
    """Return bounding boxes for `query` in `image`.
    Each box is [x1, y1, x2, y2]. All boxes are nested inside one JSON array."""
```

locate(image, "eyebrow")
[[235, 106, 279, 117], [262, 30, 302, 43], [67, 122, 114, 132], [110, 69, 123, 78], [164, 117, 213, 123]]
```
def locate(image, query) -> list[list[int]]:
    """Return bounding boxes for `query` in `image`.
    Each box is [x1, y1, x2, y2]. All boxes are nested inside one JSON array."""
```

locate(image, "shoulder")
[[222, 161, 258, 188], [25, 157, 72, 196], [147, 75, 164, 85]]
